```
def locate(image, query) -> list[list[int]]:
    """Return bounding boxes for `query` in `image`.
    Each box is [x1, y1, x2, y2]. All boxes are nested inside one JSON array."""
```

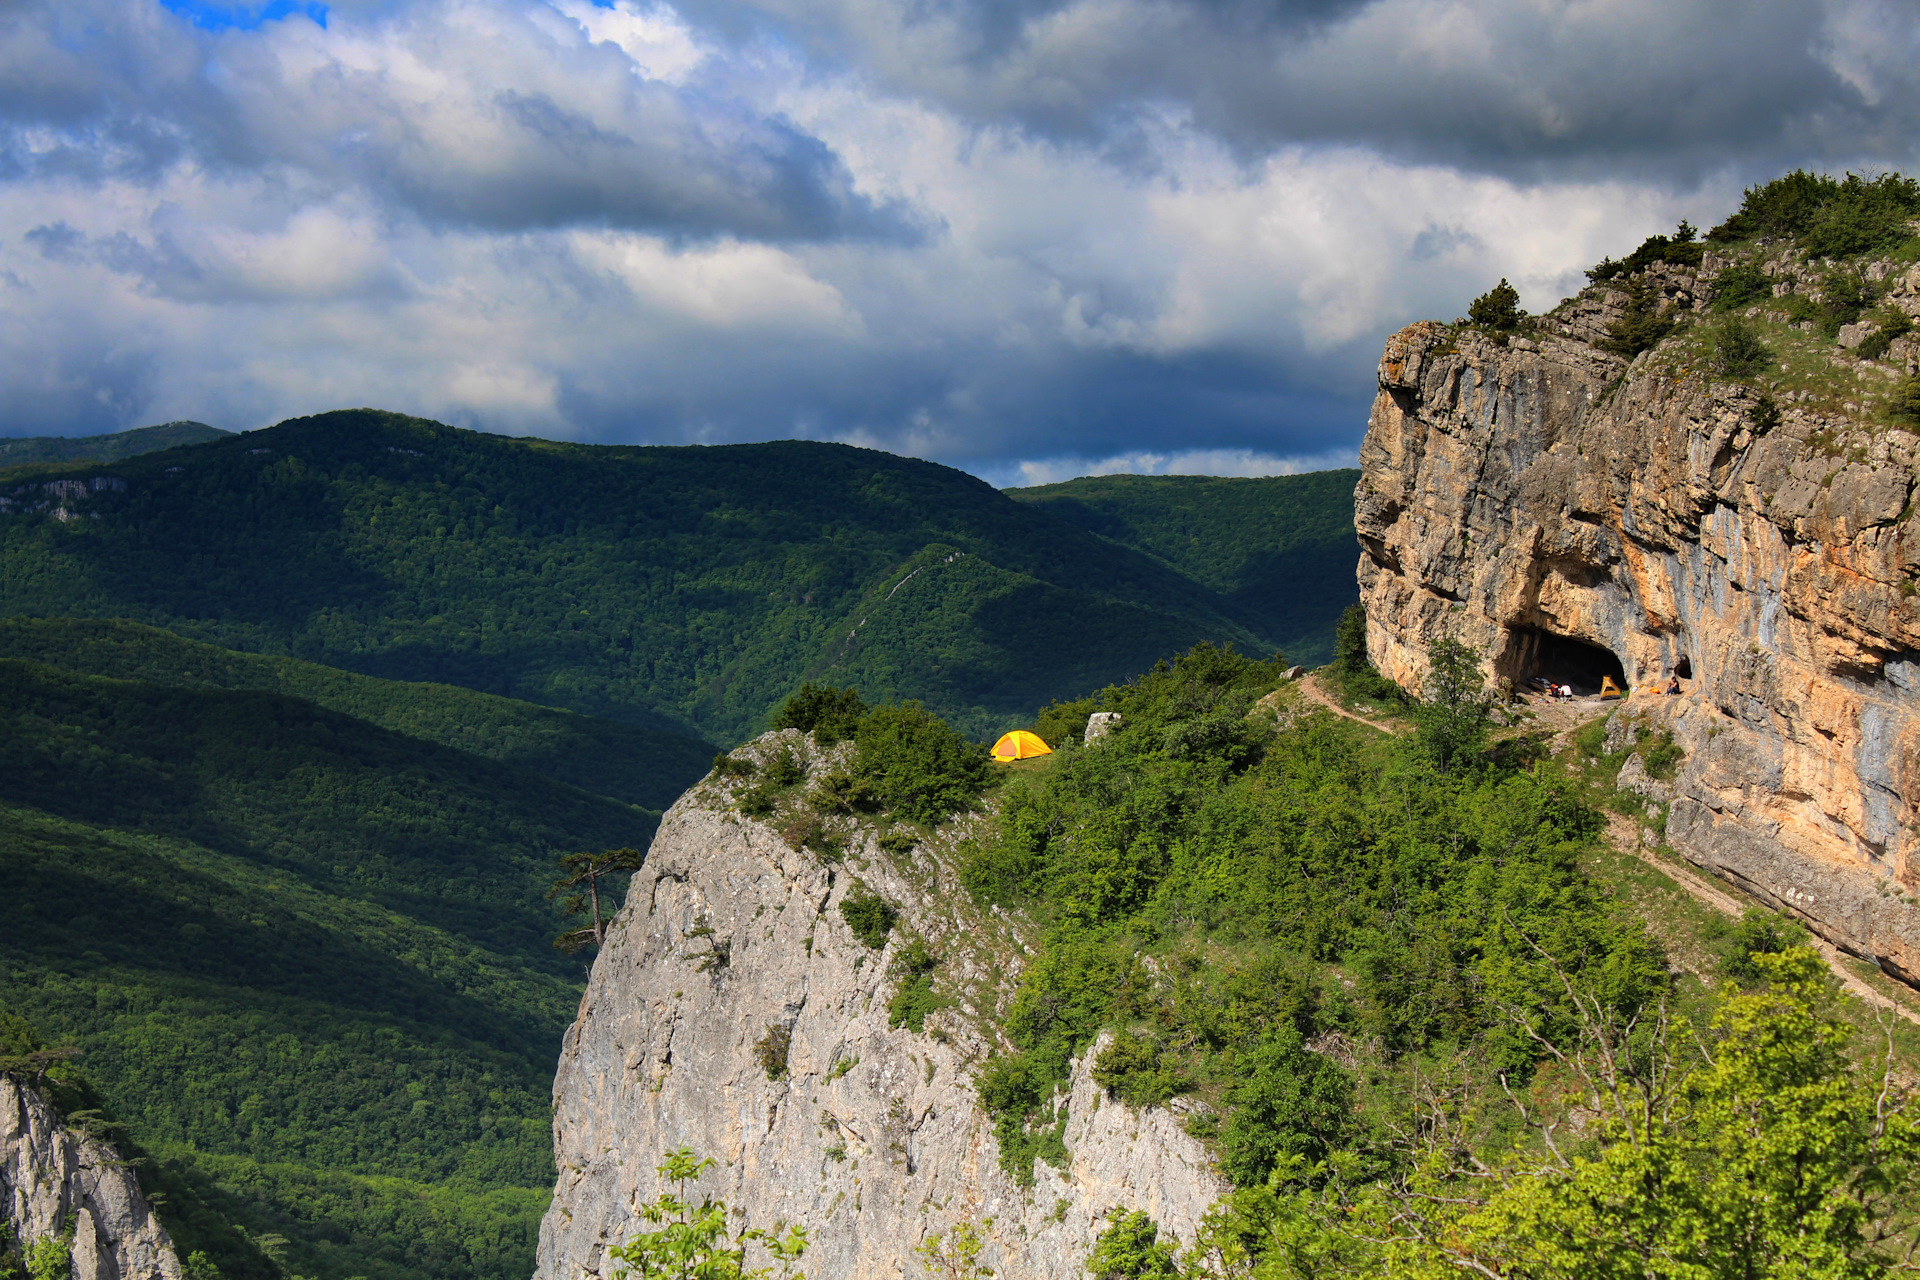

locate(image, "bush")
[[1091, 1033, 1187, 1108], [770, 683, 868, 744], [1586, 222, 1704, 283], [1215, 1027, 1352, 1186], [1641, 731, 1685, 780], [1086, 1209, 1180, 1280], [1601, 278, 1678, 358], [1893, 375, 1920, 426], [839, 888, 896, 949], [710, 753, 756, 779], [1712, 316, 1773, 377], [763, 745, 804, 787], [754, 1024, 790, 1081], [1709, 170, 1920, 257], [851, 702, 989, 825], [1468, 278, 1523, 331], [1722, 909, 1795, 984], [1858, 308, 1914, 362], [1709, 260, 1772, 312], [886, 938, 942, 1033]]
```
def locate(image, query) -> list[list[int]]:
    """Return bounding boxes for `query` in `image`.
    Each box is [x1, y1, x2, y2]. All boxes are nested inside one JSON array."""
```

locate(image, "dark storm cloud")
[[676, 0, 1910, 182]]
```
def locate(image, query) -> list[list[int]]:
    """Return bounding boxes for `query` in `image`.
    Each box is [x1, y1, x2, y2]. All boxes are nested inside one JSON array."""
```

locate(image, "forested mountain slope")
[[0, 618, 713, 811], [0, 657, 655, 1280], [0, 411, 1302, 741], [1003, 470, 1359, 664], [0, 422, 230, 469]]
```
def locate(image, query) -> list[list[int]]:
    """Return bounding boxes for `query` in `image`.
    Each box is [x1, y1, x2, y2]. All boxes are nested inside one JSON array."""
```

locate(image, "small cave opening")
[[1510, 627, 1627, 696]]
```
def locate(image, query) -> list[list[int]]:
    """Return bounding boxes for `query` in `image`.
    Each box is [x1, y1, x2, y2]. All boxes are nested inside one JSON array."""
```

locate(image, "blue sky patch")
[[160, 0, 328, 31]]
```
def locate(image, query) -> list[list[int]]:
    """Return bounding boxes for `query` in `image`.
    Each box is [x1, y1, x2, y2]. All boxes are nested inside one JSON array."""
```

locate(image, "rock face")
[[533, 732, 1223, 1280], [1, 1075, 181, 1280], [1356, 251, 1920, 981]]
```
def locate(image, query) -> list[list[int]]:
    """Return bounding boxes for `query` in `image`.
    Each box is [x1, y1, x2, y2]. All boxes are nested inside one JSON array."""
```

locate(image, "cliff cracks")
[[532, 732, 1222, 1280], [1356, 247, 1920, 982], [1, 1075, 181, 1280]]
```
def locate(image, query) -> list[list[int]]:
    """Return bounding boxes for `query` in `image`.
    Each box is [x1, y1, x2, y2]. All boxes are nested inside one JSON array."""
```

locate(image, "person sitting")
[[1665, 674, 1680, 696]]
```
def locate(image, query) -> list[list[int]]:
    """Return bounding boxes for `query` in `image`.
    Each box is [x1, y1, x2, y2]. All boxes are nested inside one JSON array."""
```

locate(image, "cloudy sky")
[[2, 0, 1917, 484]]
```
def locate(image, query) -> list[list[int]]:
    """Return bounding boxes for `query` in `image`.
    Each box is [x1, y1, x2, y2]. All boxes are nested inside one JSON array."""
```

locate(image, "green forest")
[[1005, 470, 1358, 666], [0, 654, 659, 1280], [0, 422, 230, 471], [0, 414, 1353, 742]]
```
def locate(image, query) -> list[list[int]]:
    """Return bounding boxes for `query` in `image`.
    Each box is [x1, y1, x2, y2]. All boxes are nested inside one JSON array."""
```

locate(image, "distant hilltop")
[[0, 421, 230, 468]]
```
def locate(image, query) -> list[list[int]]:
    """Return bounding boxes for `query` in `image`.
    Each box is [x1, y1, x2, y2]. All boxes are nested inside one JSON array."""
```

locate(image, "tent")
[[990, 730, 1053, 762]]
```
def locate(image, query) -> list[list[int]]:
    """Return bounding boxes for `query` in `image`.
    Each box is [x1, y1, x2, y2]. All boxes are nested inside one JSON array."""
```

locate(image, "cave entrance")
[[1511, 627, 1627, 697]]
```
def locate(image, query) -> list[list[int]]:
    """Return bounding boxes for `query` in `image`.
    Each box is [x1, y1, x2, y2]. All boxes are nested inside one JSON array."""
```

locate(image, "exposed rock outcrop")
[[533, 732, 1223, 1280], [1, 1075, 181, 1280], [1356, 250, 1920, 982]]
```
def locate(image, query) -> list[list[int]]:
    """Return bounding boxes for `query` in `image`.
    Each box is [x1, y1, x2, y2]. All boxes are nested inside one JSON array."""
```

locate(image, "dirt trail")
[[1605, 811, 1920, 1027], [1294, 673, 1406, 734]]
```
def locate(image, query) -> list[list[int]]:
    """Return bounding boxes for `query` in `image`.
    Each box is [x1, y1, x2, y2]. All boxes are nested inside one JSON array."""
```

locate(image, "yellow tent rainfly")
[[990, 730, 1052, 762]]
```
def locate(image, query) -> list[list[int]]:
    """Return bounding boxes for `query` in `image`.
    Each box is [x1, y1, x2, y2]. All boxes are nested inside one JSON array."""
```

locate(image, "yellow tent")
[[991, 730, 1053, 762]]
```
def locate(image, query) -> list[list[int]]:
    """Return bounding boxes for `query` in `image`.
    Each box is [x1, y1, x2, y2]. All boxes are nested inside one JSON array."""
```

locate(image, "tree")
[[1182, 947, 1920, 1279], [772, 683, 869, 745], [549, 847, 647, 953], [1411, 637, 1492, 772], [916, 1218, 993, 1279], [852, 703, 990, 825], [1468, 279, 1523, 331], [606, 1149, 807, 1280], [1087, 1210, 1180, 1280]]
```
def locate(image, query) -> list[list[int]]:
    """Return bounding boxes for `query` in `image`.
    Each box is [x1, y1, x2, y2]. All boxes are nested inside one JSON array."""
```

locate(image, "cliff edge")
[[1, 1073, 181, 1280], [1356, 243, 1920, 981], [532, 731, 1222, 1280]]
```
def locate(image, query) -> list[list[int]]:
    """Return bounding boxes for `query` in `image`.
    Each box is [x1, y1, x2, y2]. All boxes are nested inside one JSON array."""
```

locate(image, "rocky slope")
[[532, 732, 1223, 1280], [1, 1074, 181, 1280], [1355, 245, 1920, 981]]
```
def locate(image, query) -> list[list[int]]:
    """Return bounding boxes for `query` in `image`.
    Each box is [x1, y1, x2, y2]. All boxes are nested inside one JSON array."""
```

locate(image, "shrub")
[[735, 781, 778, 818], [754, 1024, 791, 1081], [710, 753, 756, 779], [1602, 278, 1678, 358], [1215, 1027, 1352, 1186], [1031, 693, 1100, 748], [763, 746, 804, 787], [1467, 278, 1523, 331], [1709, 260, 1772, 312], [1858, 308, 1914, 362], [771, 682, 868, 745], [1709, 169, 1920, 256], [1086, 1209, 1180, 1280], [1091, 1033, 1187, 1108], [1712, 316, 1773, 377], [886, 938, 943, 1033], [1893, 375, 1920, 426], [851, 702, 989, 825], [1721, 909, 1795, 984], [1586, 222, 1704, 282], [1640, 731, 1685, 780], [839, 888, 897, 949]]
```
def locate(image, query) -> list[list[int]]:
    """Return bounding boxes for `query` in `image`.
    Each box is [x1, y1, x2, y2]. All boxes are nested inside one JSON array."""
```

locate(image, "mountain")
[[0, 422, 230, 469], [1003, 470, 1360, 665], [0, 655, 657, 1280], [0, 618, 714, 812], [0, 410, 1309, 742]]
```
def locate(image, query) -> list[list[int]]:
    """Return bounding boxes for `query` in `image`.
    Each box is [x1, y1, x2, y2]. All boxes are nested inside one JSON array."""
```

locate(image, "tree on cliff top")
[[1467, 278, 1523, 331], [550, 847, 647, 953]]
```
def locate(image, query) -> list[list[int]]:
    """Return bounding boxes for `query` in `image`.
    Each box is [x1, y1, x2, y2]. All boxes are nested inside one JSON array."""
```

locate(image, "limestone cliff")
[[532, 731, 1223, 1280], [1356, 245, 1920, 980], [1, 1074, 181, 1280]]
